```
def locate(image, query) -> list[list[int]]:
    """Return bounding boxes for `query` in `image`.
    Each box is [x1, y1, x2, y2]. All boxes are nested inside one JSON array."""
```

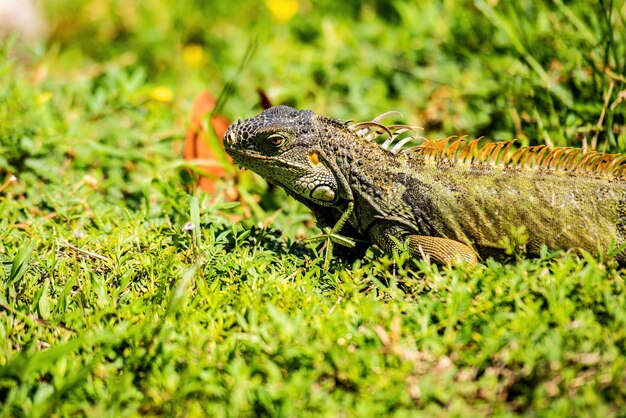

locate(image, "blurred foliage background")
[[42, 0, 626, 144]]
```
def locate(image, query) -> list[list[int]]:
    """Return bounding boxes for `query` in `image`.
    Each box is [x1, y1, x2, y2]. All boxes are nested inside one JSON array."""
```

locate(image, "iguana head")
[[224, 105, 351, 206]]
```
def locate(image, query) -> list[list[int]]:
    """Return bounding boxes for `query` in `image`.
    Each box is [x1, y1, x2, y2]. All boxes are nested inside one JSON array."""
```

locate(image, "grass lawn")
[[1, 0, 626, 416]]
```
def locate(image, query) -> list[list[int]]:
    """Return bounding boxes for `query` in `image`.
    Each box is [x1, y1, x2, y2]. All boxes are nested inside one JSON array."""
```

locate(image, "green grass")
[[1, 0, 626, 416]]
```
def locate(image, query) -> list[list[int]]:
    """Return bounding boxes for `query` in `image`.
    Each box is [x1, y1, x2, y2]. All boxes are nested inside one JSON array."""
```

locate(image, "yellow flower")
[[183, 44, 204, 68], [265, 0, 298, 22], [36, 91, 53, 106], [150, 86, 174, 103]]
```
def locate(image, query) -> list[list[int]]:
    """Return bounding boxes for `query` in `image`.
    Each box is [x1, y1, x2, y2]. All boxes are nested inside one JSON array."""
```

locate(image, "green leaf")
[[9, 240, 35, 285], [37, 278, 51, 320]]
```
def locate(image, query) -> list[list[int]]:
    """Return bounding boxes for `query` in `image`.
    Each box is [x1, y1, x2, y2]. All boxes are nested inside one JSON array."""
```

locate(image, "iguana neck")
[[315, 118, 416, 233]]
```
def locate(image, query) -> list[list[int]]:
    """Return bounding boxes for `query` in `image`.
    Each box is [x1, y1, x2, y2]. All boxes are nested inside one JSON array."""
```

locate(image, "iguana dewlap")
[[224, 106, 626, 265]]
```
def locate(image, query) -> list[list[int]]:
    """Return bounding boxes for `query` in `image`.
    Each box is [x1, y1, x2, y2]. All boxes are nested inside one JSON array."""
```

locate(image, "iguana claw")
[[304, 202, 355, 269]]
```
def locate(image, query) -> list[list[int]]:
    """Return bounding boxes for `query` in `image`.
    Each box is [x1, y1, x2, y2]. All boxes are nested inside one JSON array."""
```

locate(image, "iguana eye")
[[267, 134, 286, 146]]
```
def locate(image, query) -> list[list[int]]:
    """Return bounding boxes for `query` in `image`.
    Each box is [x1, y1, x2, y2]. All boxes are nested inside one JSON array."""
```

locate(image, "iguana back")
[[396, 139, 626, 261]]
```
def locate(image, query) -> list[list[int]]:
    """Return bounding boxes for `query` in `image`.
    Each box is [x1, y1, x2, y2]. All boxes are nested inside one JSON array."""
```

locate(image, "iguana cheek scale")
[[224, 105, 626, 267]]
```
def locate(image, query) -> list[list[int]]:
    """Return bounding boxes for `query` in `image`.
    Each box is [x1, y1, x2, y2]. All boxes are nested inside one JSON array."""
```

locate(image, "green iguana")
[[223, 105, 626, 266]]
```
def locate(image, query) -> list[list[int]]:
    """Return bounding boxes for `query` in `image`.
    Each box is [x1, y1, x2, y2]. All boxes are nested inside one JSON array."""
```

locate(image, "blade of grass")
[[553, 0, 597, 44], [212, 35, 258, 118], [474, 0, 573, 107], [9, 240, 35, 285], [190, 195, 201, 249]]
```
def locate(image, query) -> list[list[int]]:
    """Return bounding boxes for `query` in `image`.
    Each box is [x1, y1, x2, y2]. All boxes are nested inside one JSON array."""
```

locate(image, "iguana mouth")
[[223, 146, 273, 162], [226, 149, 272, 161], [225, 148, 303, 171]]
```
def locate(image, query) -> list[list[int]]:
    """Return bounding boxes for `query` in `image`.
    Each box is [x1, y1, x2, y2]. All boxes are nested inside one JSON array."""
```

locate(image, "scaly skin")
[[224, 106, 626, 265]]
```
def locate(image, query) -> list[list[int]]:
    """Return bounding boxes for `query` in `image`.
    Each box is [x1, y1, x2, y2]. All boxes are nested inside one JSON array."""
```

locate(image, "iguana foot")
[[407, 235, 478, 265], [304, 202, 356, 269], [370, 221, 478, 265]]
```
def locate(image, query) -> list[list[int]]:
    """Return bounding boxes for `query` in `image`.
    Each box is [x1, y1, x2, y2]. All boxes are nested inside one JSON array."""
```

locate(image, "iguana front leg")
[[305, 201, 357, 269], [281, 187, 369, 263], [369, 222, 478, 265]]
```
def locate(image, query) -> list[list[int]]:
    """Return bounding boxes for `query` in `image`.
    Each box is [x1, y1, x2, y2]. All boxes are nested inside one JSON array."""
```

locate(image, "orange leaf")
[[183, 91, 232, 193]]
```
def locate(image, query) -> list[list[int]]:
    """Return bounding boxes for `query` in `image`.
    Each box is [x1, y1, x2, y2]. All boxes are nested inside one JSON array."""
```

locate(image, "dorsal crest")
[[407, 137, 626, 179], [349, 113, 626, 180]]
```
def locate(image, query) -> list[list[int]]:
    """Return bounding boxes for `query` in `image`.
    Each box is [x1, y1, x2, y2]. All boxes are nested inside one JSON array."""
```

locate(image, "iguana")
[[223, 105, 626, 266]]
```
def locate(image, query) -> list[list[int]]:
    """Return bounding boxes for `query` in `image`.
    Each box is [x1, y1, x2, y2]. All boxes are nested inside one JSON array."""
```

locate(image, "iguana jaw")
[[225, 146, 291, 173]]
